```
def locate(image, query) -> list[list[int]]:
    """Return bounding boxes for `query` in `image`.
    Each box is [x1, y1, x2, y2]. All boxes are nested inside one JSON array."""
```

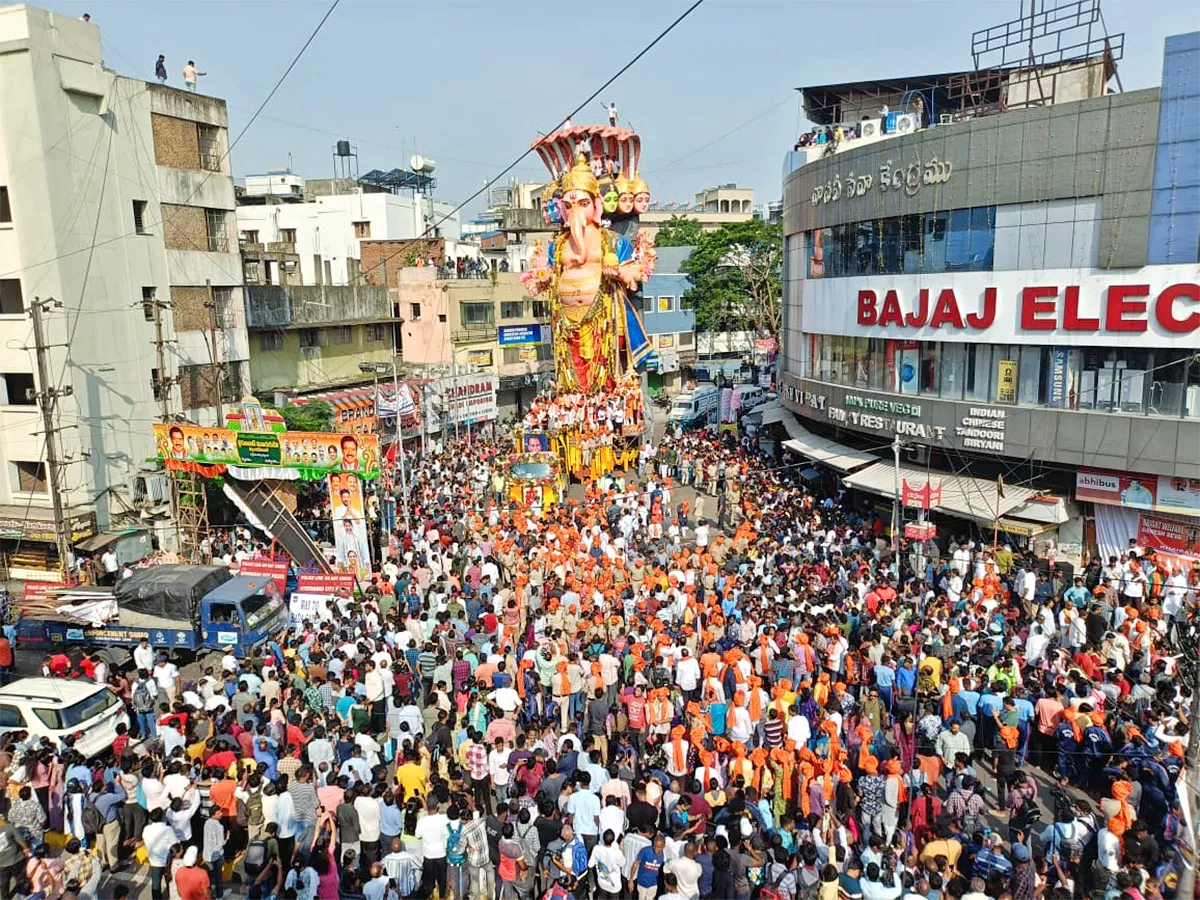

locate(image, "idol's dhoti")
[[556, 289, 618, 394]]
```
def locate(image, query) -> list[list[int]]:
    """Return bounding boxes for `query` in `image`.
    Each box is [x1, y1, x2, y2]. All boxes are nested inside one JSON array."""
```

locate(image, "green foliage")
[[275, 401, 335, 433], [653, 215, 704, 247], [680, 219, 783, 338]]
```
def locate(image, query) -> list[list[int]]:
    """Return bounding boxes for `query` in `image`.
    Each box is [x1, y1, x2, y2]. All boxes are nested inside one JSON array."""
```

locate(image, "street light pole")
[[392, 363, 412, 535]]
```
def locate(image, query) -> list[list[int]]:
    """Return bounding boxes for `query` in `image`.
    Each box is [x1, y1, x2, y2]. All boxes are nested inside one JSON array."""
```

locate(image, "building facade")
[[235, 175, 462, 287], [639, 246, 696, 392], [779, 32, 1200, 555], [0, 5, 247, 563], [394, 268, 551, 417]]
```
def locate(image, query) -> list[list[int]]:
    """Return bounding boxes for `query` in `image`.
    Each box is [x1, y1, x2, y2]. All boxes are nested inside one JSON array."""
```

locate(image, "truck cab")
[[200, 576, 289, 658], [668, 385, 719, 428]]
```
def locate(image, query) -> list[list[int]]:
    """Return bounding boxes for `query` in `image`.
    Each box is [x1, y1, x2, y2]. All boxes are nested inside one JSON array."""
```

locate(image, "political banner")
[[154, 423, 379, 478], [328, 472, 370, 581]]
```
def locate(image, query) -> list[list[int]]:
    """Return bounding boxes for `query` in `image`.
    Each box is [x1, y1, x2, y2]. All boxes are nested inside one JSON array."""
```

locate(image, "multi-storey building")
[[0, 5, 247, 572], [778, 27, 1200, 567]]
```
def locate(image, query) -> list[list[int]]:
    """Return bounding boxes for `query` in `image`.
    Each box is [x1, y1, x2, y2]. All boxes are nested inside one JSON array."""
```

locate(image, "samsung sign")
[[498, 325, 551, 346]]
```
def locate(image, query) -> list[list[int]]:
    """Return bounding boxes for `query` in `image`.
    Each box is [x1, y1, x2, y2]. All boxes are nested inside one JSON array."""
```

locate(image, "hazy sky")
[[48, 0, 1196, 220]]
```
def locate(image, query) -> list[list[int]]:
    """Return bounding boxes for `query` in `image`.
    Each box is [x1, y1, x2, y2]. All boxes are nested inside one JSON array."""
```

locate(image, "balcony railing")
[[245, 283, 392, 329], [451, 326, 497, 343]]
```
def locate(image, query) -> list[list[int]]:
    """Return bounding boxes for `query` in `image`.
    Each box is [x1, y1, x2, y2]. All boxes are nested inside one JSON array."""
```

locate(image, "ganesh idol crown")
[[522, 124, 657, 396]]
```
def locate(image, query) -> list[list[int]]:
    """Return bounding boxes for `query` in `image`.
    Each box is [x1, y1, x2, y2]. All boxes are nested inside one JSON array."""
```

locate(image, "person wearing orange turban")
[[1108, 779, 1135, 841], [941, 676, 961, 721], [855, 724, 875, 771], [813, 673, 831, 708], [698, 750, 720, 794], [729, 742, 753, 785], [668, 724, 690, 777]]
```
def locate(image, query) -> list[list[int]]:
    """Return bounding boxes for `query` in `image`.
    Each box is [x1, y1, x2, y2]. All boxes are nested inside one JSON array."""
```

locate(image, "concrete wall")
[[396, 268, 451, 366], [247, 324, 392, 393]]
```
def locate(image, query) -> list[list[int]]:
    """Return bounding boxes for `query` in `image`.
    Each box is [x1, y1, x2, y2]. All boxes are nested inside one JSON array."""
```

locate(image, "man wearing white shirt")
[[133, 637, 155, 674], [490, 685, 521, 714], [787, 707, 811, 748], [674, 649, 700, 701]]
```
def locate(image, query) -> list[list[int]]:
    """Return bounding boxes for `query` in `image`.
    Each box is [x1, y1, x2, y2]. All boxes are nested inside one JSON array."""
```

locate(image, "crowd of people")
[[1, 423, 1197, 900]]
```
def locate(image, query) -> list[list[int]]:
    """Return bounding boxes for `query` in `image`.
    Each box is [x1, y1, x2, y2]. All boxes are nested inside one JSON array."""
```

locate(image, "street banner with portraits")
[[328, 472, 371, 581]]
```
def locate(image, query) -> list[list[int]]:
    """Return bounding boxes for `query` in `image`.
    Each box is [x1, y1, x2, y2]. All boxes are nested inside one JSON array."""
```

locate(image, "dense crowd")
[[1, 426, 1197, 900]]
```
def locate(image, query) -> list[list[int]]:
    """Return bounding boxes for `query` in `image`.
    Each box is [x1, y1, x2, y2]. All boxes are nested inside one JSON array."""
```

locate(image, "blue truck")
[[18, 565, 289, 666]]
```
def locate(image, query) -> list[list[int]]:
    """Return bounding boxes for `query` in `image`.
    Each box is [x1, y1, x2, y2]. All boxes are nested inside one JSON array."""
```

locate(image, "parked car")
[[0, 678, 129, 757]]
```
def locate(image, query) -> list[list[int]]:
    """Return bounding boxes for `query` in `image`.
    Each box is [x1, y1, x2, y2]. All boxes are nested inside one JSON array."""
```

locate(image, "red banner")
[[902, 479, 942, 509], [1138, 514, 1200, 561], [22, 582, 68, 606], [296, 573, 355, 594], [237, 558, 289, 593]]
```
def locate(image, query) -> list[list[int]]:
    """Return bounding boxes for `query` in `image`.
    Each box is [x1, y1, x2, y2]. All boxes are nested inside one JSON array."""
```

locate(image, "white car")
[[0, 678, 129, 758]]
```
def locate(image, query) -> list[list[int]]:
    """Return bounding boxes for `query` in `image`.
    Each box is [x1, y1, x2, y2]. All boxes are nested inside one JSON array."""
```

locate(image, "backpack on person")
[[759, 862, 792, 900], [243, 839, 268, 878], [132, 679, 155, 714], [446, 822, 467, 866], [245, 786, 264, 829], [81, 799, 104, 837], [570, 837, 589, 876]]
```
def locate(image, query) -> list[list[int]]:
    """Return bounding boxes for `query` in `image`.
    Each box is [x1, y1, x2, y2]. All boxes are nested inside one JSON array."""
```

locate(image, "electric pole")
[[1176, 609, 1200, 899], [892, 433, 902, 556], [151, 298, 174, 421], [205, 279, 223, 423], [30, 297, 73, 577]]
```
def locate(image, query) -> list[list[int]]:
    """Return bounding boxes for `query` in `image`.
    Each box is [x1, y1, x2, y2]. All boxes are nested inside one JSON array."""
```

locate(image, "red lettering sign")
[[1020, 286, 1058, 330], [1156, 283, 1200, 333], [238, 557, 289, 594], [848, 283, 1198, 336], [1104, 284, 1150, 333]]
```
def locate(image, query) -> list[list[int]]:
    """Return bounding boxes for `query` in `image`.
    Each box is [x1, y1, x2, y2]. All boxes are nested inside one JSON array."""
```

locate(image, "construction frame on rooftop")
[[799, 0, 1124, 126]]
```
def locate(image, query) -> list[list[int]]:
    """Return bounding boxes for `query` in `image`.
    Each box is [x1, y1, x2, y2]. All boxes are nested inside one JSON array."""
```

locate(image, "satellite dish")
[[410, 155, 436, 174]]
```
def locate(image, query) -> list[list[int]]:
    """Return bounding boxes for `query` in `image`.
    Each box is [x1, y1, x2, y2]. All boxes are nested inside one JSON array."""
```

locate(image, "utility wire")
[[652, 93, 796, 173], [357, 0, 709, 285]]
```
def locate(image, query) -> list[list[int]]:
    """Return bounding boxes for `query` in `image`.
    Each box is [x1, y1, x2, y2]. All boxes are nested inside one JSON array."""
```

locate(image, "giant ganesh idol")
[[524, 125, 657, 395]]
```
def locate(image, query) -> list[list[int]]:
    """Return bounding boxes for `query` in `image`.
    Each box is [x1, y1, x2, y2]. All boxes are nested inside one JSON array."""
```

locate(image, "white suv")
[[0, 678, 129, 758]]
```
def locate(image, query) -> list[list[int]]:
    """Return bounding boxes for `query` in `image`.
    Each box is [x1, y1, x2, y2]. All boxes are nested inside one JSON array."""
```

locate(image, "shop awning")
[[842, 462, 1047, 525], [775, 409, 877, 473]]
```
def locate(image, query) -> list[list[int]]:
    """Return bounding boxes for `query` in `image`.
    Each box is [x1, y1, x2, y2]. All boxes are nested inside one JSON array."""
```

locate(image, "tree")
[[680, 219, 783, 339], [275, 400, 335, 433], [653, 215, 704, 248]]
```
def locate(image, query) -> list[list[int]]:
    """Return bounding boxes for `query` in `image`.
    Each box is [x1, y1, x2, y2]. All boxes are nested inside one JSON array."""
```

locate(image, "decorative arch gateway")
[[518, 124, 660, 486]]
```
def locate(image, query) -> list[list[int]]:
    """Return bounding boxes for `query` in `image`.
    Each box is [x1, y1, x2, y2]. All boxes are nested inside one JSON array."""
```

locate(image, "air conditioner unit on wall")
[[893, 113, 918, 134], [903, 443, 929, 466], [859, 118, 881, 139]]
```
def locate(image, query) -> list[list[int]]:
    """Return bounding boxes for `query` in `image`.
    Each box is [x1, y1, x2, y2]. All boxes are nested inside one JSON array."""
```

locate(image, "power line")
[[225, 0, 342, 159], [652, 94, 796, 173], [357, 0, 710, 285]]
